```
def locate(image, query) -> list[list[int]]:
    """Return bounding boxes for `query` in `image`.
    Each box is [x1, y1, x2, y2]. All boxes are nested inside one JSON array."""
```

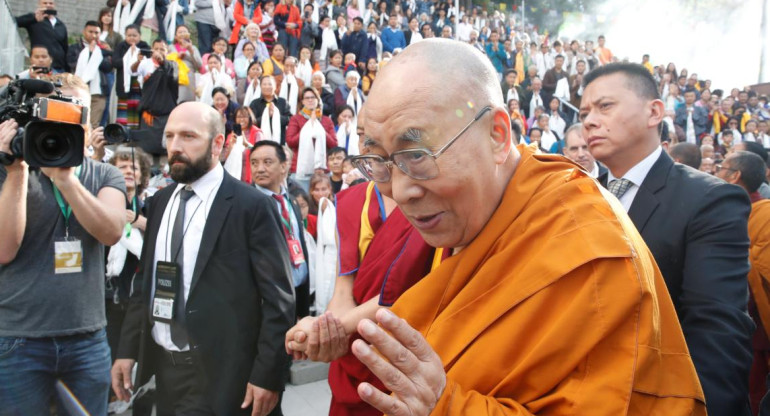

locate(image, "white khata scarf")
[[313, 196, 337, 314], [296, 118, 327, 179], [296, 60, 313, 86], [319, 27, 338, 61], [114, 0, 156, 37], [279, 74, 299, 115], [122, 46, 140, 93], [106, 227, 143, 278], [243, 77, 260, 107], [75, 45, 103, 95], [346, 87, 363, 117], [162, 0, 179, 43], [261, 101, 282, 143]]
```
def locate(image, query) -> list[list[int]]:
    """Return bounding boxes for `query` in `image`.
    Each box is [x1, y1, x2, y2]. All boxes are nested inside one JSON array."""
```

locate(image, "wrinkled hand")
[[353, 308, 446, 416], [111, 358, 135, 402], [285, 315, 315, 360], [306, 312, 349, 362], [241, 383, 278, 416]]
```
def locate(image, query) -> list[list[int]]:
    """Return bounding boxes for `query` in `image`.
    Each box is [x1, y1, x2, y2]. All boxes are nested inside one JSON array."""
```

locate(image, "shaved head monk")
[[348, 39, 707, 415]]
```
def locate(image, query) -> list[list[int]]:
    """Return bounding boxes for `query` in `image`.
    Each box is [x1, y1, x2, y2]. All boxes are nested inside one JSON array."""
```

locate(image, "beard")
[[169, 151, 212, 184]]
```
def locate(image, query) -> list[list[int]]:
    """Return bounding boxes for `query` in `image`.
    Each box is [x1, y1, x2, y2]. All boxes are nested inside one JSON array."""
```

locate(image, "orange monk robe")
[[747, 199, 770, 414], [391, 144, 706, 415]]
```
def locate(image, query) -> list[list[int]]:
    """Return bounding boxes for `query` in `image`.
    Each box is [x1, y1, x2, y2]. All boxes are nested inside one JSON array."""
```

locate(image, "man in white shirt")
[[456, 15, 473, 42], [583, 62, 754, 416], [112, 102, 295, 415], [563, 123, 604, 178]]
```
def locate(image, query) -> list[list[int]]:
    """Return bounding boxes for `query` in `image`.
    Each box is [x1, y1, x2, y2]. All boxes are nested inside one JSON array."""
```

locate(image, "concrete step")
[[290, 360, 330, 385]]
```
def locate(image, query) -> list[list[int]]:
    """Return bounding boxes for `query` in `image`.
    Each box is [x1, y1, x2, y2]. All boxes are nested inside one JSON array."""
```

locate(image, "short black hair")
[[251, 141, 287, 162], [211, 86, 229, 98], [553, 40, 562, 47], [353, 16, 364, 24], [582, 62, 660, 101], [125, 24, 141, 34], [529, 127, 543, 135], [152, 38, 166, 46], [739, 141, 768, 165], [213, 36, 228, 45], [30, 44, 49, 53], [328, 147, 347, 157], [730, 151, 767, 193], [669, 142, 701, 169], [84, 20, 100, 28], [511, 120, 522, 142]]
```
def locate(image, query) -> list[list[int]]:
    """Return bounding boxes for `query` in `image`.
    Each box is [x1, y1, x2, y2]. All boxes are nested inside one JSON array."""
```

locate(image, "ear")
[[211, 133, 225, 158], [647, 99, 665, 129], [730, 170, 742, 186], [490, 107, 512, 164]]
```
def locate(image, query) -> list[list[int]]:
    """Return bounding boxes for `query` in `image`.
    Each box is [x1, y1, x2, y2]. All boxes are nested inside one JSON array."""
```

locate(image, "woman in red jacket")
[[230, 0, 263, 46], [286, 87, 338, 189]]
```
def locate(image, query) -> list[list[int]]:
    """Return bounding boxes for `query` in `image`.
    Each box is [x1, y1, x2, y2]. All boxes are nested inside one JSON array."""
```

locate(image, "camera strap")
[[52, 165, 82, 238]]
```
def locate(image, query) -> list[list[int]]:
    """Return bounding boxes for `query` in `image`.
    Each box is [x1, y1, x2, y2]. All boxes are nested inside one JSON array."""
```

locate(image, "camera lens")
[[35, 133, 70, 161]]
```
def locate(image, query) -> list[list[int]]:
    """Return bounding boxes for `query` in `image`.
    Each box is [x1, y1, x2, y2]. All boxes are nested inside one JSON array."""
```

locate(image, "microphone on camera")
[[16, 79, 55, 95]]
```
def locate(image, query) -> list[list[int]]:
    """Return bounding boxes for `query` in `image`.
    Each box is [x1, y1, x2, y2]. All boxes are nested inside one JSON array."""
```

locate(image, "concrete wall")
[[8, 0, 107, 44]]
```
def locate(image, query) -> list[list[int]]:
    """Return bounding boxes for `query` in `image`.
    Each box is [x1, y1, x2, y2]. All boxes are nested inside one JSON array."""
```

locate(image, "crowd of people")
[[1, 0, 770, 414]]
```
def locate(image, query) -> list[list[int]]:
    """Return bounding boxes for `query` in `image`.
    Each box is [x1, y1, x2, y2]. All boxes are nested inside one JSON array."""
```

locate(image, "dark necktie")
[[170, 187, 195, 348], [272, 193, 291, 239], [608, 178, 633, 200]]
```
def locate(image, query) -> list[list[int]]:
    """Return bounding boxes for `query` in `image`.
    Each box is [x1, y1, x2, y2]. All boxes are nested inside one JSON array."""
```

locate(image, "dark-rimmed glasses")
[[714, 164, 736, 174], [350, 106, 492, 183]]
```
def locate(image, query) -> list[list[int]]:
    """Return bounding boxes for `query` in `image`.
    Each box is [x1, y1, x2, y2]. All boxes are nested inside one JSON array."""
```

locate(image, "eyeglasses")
[[350, 106, 492, 183], [714, 164, 736, 174]]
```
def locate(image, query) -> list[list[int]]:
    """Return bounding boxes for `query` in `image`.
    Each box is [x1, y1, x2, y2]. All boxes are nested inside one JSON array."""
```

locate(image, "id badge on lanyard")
[[52, 166, 83, 274], [152, 261, 180, 323]]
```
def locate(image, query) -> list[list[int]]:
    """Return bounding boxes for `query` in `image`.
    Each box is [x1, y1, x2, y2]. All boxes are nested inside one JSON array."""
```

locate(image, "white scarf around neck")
[[279, 74, 299, 115], [243, 77, 260, 107], [261, 100, 282, 142], [320, 27, 338, 61], [346, 87, 362, 117], [337, 121, 359, 156], [75, 45, 103, 95], [162, 0, 179, 43], [296, 60, 313, 86], [106, 226, 143, 277], [296, 117, 327, 178], [313, 195, 337, 314], [122, 45, 140, 93]]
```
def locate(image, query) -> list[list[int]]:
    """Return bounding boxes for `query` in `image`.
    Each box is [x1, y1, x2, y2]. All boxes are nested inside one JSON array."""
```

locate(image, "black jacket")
[[16, 13, 69, 71], [249, 97, 292, 145], [341, 30, 367, 65], [117, 172, 295, 415], [66, 40, 114, 96], [113, 41, 151, 97], [139, 60, 179, 116], [601, 151, 754, 415]]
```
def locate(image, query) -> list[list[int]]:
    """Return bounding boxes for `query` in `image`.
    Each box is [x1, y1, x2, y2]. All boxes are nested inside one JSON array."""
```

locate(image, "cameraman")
[[0, 73, 127, 415]]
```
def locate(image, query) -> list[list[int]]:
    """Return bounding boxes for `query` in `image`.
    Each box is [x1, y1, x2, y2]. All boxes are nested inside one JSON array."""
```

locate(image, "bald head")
[[371, 39, 504, 110], [166, 102, 225, 179], [363, 39, 517, 250]]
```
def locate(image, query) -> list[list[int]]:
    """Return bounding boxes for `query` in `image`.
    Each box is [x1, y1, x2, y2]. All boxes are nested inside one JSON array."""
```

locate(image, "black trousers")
[[153, 344, 284, 416]]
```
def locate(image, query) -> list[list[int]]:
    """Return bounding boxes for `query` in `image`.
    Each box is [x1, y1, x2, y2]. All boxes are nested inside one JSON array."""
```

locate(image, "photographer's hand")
[[90, 126, 106, 162], [0, 120, 28, 265], [34, 8, 45, 22]]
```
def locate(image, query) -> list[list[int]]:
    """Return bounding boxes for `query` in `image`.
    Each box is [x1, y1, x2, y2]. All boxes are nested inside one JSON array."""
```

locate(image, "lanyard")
[[52, 165, 82, 238], [278, 194, 296, 239], [124, 196, 137, 238]]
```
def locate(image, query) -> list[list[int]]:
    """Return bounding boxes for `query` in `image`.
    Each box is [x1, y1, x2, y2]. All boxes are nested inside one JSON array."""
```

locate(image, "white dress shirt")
[[588, 161, 599, 178], [607, 146, 662, 212], [151, 163, 224, 352]]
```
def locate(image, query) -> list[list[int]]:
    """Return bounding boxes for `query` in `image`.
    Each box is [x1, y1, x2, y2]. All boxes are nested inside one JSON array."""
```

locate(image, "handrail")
[[0, 0, 28, 77]]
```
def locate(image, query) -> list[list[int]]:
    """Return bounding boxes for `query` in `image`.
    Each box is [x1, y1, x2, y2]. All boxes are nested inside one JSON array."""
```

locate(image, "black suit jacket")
[[249, 97, 292, 145], [16, 13, 69, 71], [118, 172, 296, 415], [601, 151, 754, 415]]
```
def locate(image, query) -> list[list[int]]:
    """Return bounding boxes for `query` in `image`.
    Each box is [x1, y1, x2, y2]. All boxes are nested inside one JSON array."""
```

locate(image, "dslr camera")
[[0, 79, 87, 168]]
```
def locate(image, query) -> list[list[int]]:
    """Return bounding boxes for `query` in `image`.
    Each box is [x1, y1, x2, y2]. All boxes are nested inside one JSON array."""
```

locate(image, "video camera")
[[0, 79, 87, 168]]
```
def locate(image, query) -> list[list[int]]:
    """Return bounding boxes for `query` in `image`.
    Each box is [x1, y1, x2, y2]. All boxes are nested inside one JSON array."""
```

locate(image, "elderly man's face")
[[563, 129, 595, 172], [364, 66, 502, 249]]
